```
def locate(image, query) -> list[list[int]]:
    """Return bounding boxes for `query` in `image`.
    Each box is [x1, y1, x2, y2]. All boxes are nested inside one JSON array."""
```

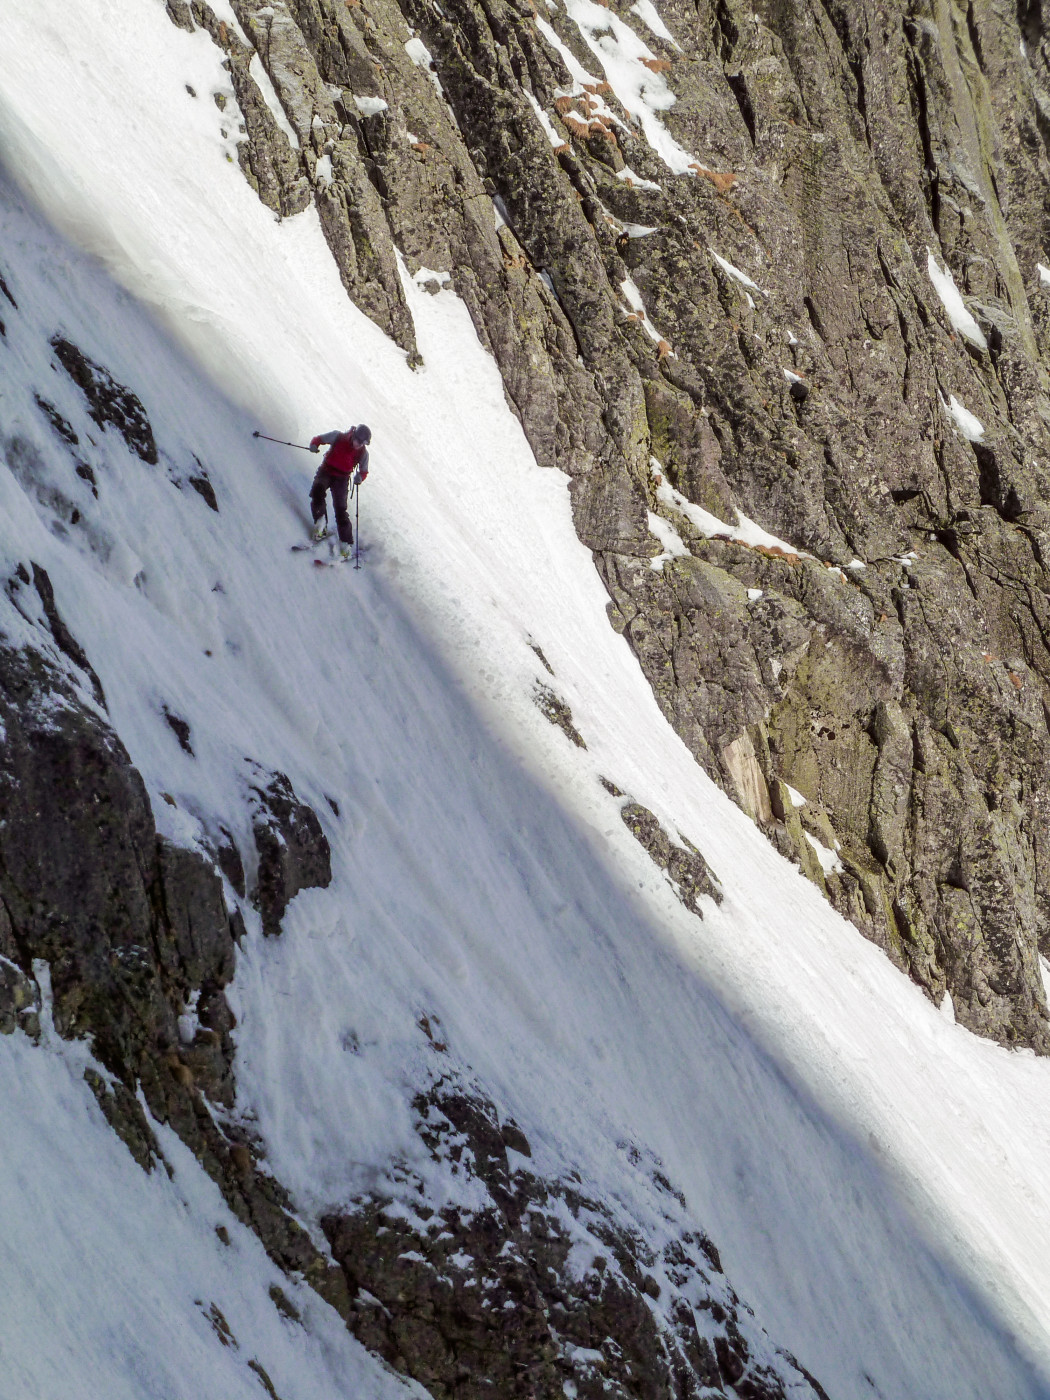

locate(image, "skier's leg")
[[331, 475, 353, 544], [309, 467, 330, 524]]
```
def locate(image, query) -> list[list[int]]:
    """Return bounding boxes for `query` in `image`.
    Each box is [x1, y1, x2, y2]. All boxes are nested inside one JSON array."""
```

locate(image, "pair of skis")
[[290, 534, 361, 569]]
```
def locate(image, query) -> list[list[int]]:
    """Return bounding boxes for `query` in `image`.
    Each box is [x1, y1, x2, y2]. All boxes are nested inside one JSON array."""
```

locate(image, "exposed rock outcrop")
[[323, 1073, 829, 1400], [246, 762, 333, 936], [620, 798, 723, 915], [51, 335, 158, 464]]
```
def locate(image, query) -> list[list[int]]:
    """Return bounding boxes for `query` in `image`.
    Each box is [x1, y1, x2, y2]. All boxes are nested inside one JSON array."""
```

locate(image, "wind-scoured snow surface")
[[3, 5, 1050, 1398]]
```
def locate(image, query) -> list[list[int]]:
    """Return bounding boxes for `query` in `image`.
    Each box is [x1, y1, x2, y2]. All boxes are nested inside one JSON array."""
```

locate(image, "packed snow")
[[525, 91, 566, 149], [945, 392, 986, 442], [646, 509, 689, 569], [353, 94, 389, 117], [651, 460, 812, 559], [803, 830, 844, 877], [537, 1, 698, 175], [927, 249, 988, 349], [616, 163, 662, 192], [712, 248, 764, 295], [620, 275, 672, 351], [404, 35, 443, 95], [249, 53, 300, 147], [0, 983, 419, 1399], [3, 4, 1050, 1400], [629, 0, 680, 48]]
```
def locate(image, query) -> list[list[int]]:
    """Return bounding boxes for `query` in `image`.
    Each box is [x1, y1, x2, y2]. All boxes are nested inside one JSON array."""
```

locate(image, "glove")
[[310, 443, 320, 453]]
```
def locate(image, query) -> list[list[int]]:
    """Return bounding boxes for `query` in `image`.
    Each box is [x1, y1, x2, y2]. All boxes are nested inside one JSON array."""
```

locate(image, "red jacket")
[[311, 429, 369, 480]]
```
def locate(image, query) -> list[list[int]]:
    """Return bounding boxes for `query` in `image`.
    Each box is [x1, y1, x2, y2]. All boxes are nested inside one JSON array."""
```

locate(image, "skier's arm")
[[309, 430, 342, 453], [352, 448, 369, 486]]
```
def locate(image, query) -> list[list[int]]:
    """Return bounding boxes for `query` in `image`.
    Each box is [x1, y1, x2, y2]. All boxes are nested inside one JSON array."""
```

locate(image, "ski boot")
[[311, 521, 329, 542]]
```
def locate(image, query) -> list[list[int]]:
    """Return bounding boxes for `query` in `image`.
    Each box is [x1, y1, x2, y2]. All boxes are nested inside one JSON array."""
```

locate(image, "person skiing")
[[308, 424, 371, 559]]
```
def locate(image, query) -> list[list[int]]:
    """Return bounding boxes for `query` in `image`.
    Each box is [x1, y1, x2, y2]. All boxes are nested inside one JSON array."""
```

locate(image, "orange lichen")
[[561, 113, 592, 138], [657, 339, 672, 359], [640, 57, 672, 73], [756, 544, 801, 563], [689, 163, 738, 192]]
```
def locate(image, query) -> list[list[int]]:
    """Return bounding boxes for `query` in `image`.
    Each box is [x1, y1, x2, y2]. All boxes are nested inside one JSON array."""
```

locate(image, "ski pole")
[[252, 430, 314, 452], [354, 482, 361, 569]]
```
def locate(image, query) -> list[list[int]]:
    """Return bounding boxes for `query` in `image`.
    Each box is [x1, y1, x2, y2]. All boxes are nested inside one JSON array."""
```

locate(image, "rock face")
[[323, 1073, 829, 1400], [620, 799, 723, 915], [165, 0, 1050, 1052], [246, 763, 333, 937], [51, 336, 158, 464]]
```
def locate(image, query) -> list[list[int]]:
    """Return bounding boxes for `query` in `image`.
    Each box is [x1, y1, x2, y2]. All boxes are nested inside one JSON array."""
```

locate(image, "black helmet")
[[353, 424, 372, 444]]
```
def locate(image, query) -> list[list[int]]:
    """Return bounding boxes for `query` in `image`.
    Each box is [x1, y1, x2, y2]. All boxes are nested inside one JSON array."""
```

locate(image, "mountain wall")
[[164, 0, 1050, 1051]]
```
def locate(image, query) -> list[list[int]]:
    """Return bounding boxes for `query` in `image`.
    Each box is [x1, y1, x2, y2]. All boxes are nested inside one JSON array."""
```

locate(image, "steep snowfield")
[[4, 4, 1050, 1398], [0, 1020, 421, 1399]]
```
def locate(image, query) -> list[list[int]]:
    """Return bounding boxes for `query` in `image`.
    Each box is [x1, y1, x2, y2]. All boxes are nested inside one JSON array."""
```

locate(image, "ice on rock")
[[926, 250, 987, 349], [630, 0, 680, 47], [711, 249, 764, 295], [249, 53, 300, 147], [944, 393, 985, 442], [353, 95, 389, 117]]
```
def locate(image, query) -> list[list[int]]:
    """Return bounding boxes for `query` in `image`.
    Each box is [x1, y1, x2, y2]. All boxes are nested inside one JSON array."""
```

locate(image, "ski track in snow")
[[1, 5, 1050, 1399]]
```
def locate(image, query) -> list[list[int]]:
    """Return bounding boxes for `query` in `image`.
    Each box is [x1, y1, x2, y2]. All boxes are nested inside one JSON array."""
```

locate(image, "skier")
[[308, 424, 371, 559]]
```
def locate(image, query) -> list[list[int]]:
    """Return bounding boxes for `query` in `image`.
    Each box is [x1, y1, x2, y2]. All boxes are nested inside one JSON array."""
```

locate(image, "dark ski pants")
[[310, 465, 353, 544]]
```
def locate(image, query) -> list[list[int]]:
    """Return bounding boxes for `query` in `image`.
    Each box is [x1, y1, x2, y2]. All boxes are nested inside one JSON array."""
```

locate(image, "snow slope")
[[3, 3, 1050, 1397]]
